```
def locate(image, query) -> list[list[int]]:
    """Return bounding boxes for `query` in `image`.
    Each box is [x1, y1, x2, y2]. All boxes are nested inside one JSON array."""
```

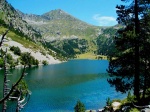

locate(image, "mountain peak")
[[42, 9, 75, 21], [43, 9, 68, 15]]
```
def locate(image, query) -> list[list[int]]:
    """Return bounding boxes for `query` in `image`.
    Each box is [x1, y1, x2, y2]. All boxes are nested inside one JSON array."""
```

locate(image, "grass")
[[129, 108, 140, 112], [0, 26, 44, 52], [76, 52, 97, 59], [76, 52, 108, 60]]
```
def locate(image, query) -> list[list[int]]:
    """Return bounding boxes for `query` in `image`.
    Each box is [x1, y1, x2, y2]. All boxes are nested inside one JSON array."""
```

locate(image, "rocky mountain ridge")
[[18, 9, 101, 41]]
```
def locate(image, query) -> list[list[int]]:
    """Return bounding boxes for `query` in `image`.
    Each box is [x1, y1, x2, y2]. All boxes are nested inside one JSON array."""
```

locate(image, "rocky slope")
[[2, 37, 60, 65], [0, 0, 41, 41], [0, 26, 60, 67]]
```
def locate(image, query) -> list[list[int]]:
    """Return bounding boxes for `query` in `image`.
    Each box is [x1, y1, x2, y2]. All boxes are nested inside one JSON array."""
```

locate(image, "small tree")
[[0, 58, 4, 67], [42, 60, 48, 65], [74, 100, 86, 112], [20, 52, 31, 66], [10, 46, 21, 56], [14, 46, 21, 55], [35, 59, 39, 66], [106, 97, 112, 106]]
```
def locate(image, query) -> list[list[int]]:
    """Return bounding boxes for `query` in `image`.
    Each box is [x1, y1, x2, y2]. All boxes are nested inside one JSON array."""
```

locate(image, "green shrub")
[[35, 59, 39, 66], [6, 53, 13, 60], [74, 100, 86, 112], [10, 46, 21, 55], [127, 92, 135, 103], [42, 60, 48, 65], [0, 58, 4, 68], [106, 97, 112, 106], [20, 52, 39, 67], [20, 52, 31, 65], [12, 80, 29, 99], [14, 46, 21, 55], [41, 51, 46, 56], [6, 53, 16, 68]]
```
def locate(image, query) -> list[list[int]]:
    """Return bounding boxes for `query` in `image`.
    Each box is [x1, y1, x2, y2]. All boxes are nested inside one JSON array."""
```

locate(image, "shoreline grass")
[[76, 52, 108, 60]]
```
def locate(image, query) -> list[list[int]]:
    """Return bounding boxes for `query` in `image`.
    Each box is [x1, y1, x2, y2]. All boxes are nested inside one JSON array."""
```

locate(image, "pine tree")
[[107, 0, 150, 103]]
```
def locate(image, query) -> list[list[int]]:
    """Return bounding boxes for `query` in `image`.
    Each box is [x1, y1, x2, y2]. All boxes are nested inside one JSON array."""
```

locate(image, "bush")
[[127, 91, 135, 103], [106, 97, 112, 106], [20, 52, 31, 65], [12, 80, 29, 99], [42, 60, 48, 65], [10, 46, 21, 55], [20, 52, 39, 67], [0, 58, 4, 68], [6, 53, 13, 60], [10, 46, 15, 51], [74, 100, 86, 112], [35, 59, 39, 66], [14, 46, 21, 55], [9, 60, 16, 68], [41, 51, 46, 56], [6, 53, 16, 68]]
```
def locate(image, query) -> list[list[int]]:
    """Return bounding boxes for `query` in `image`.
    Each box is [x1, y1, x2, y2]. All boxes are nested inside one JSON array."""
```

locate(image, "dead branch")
[[0, 29, 9, 47], [0, 65, 26, 103]]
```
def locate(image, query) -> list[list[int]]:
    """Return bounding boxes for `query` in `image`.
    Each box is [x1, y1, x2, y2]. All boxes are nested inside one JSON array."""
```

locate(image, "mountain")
[[19, 9, 100, 41], [0, 0, 118, 59], [18, 9, 104, 57], [0, 0, 41, 41]]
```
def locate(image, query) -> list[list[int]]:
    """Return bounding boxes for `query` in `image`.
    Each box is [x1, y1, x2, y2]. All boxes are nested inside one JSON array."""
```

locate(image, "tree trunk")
[[134, 0, 140, 101]]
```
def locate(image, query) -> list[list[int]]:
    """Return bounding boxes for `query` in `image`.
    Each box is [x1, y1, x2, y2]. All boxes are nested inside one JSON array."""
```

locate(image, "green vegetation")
[[96, 27, 117, 56], [6, 53, 16, 68], [44, 38, 88, 59], [42, 60, 48, 65], [0, 48, 17, 68], [74, 100, 86, 112], [0, 26, 42, 51], [12, 80, 29, 99], [10, 46, 21, 55], [20, 52, 39, 67], [107, 0, 150, 105], [0, 58, 4, 68], [106, 97, 112, 106]]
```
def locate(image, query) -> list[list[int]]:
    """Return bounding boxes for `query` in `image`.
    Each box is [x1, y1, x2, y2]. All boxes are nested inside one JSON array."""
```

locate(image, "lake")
[[0, 59, 126, 112]]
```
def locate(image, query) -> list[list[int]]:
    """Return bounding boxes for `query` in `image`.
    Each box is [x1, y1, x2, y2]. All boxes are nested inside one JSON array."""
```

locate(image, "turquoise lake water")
[[0, 59, 126, 112]]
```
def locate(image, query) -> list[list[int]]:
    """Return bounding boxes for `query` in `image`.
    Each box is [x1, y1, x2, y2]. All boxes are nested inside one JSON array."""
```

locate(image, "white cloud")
[[93, 14, 117, 26]]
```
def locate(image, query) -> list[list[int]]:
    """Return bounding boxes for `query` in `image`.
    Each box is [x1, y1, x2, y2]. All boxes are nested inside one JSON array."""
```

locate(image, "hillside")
[[0, 0, 61, 68], [96, 25, 120, 56], [0, 0, 41, 41], [19, 9, 116, 58], [0, 25, 60, 68]]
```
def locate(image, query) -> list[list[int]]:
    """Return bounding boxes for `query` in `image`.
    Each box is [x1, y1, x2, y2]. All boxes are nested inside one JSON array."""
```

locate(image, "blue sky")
[[7, 0, 125, 26]]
